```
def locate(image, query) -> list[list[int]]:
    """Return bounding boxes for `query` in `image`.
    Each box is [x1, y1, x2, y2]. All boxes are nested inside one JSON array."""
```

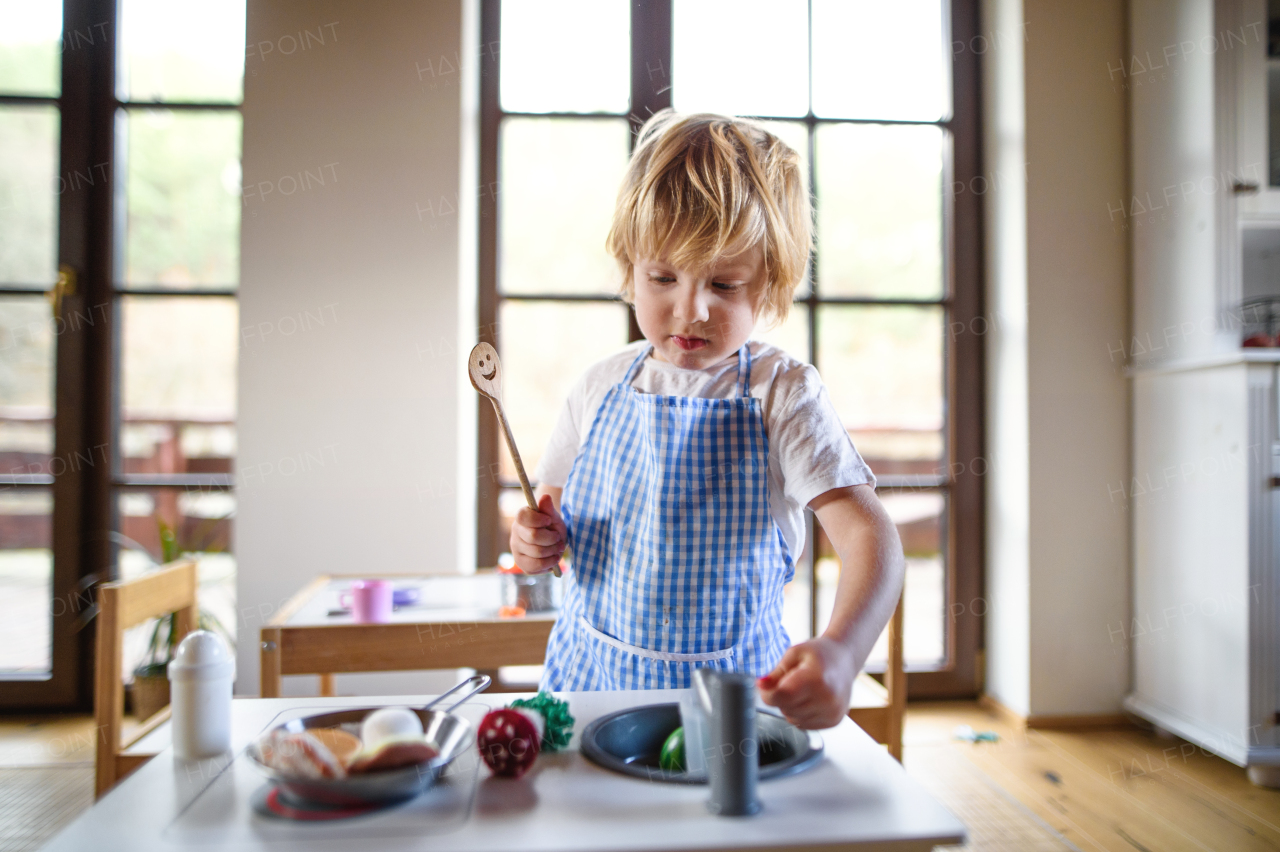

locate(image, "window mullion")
[[476, 0, 503, 568], [628, 0, 673, 142], [47, 0, 119, 709], [623, 0, 672, 343]]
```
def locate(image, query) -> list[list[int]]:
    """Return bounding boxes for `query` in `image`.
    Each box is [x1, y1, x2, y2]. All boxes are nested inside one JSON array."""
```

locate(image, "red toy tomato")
[[477, 708, 542, 777]]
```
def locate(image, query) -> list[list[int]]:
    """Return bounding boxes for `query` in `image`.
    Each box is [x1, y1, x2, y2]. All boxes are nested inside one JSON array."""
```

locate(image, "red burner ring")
[[258, 785, 385, 821]]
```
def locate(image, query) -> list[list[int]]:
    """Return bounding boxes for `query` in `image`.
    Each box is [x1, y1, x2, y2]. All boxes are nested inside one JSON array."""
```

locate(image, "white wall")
[[983, 0, 1131, 716], [1022, 0, 1131, 717], [236, 0, 477, 696], [981, 0, 1031, 716]]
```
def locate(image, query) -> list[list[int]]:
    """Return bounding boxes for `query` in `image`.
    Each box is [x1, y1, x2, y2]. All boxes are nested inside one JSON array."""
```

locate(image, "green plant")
[[133, 516, 233, 678]]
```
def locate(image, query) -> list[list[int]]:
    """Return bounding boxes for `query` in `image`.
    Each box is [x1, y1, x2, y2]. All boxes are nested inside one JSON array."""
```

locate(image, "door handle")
[[46, 264, 76, 318]]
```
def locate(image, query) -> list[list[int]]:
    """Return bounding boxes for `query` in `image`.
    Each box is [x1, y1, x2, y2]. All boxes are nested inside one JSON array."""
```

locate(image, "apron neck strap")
[[623, 344, 653, 384], [621, 342, 752, 395]]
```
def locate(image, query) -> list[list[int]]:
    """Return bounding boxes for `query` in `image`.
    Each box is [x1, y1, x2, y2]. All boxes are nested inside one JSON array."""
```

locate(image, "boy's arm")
[[812, 484, 905, 674], [758, 484, 905, 729], [536, 484, 563, 509]]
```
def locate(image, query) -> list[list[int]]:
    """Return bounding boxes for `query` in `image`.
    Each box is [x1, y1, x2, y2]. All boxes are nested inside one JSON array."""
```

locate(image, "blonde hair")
[[606, 110, 812, 326]]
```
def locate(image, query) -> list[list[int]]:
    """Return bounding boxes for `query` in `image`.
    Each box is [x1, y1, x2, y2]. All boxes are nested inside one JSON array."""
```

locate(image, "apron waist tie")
[[577, 616, 734, 663]]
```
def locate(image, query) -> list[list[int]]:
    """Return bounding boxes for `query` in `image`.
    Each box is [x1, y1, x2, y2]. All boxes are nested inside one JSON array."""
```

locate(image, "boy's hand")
[[757, 637, 856, 729], [510, 493, 567, 575]]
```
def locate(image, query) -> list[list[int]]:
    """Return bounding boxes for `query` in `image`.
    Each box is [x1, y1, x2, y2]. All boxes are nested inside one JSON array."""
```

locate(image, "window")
[[0, 0, 62, 685], [113, 0, 241, 678], [479, 0, 984, 696], [0, 0, 243, 709], [479, 1, 634, 567]]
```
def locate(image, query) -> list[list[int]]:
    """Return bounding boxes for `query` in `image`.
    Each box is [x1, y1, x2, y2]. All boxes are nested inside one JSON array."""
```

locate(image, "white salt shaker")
[[168, 630, 235, 759]]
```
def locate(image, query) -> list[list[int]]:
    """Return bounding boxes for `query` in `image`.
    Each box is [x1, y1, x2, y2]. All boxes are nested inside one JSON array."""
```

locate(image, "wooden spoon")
[[468, 343, 561, 578]]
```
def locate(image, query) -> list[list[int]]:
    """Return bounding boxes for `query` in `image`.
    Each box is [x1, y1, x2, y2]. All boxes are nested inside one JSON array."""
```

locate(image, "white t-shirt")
[[533, 340, 876, 560]]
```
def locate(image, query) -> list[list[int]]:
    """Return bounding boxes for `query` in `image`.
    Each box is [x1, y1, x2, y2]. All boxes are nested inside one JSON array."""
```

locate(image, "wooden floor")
[[0, 715, 96, 852], [905, 702, 1280, 851], [1, 702, 1278, 851]]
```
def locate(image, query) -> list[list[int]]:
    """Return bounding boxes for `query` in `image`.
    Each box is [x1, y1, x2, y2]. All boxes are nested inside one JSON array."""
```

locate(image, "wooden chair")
[[94, 559, 198, 798], [847, 592, 906, 761]]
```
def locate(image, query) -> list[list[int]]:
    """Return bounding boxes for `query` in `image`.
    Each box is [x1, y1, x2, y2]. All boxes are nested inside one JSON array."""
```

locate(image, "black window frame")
[[476, 0, 984, 698], [0, 0, 242, 710]]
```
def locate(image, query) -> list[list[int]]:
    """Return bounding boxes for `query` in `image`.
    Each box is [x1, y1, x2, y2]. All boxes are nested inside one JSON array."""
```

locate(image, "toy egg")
[[360, 706, 423, 750]]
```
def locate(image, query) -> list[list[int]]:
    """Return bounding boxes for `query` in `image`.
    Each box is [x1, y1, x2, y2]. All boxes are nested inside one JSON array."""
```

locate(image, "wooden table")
[[45, 690, 966, 851], [259, 573, 557, 697]]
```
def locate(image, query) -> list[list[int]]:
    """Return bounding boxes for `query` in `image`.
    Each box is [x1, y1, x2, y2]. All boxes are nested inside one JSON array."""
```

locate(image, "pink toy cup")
[[341, 579, 392, 623]]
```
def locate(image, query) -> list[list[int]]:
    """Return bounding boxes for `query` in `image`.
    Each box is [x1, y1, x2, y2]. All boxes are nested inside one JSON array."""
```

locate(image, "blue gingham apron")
[[540, 343, 793, 691]]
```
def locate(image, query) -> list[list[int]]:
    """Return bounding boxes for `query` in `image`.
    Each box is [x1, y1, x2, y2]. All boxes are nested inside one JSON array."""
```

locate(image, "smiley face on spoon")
[[467, 342, 504, 401], [470, 345, 499, 382]]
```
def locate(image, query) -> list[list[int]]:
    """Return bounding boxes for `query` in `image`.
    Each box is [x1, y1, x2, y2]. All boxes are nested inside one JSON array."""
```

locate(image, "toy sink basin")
[[580, 703, 823, 785]]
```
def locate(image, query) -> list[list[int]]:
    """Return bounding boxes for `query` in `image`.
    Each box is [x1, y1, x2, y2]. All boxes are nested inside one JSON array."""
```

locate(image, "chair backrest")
[[846, 586, 907, 761], [882, 592, 907, 761], [94, 559, 198, 798]]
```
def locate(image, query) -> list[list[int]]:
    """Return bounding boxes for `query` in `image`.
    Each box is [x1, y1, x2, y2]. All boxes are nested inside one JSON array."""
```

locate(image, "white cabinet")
[[1125, 0, 1280, 779], [1126, 358, 1280, 775]]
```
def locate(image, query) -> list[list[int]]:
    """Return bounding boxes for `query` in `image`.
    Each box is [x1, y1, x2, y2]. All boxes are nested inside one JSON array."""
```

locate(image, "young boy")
[[511, 111, 905, 729]]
